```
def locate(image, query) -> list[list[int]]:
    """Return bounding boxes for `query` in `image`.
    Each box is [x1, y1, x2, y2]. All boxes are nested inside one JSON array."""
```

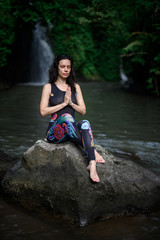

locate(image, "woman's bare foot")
[[87, 160, 100, 183], [95, 149, 105, 163]]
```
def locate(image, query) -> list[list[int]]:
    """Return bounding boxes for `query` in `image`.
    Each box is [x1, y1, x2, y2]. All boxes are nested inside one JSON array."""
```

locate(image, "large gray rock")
[[2, 140, 160, 225], [0, 150, 16, 183]]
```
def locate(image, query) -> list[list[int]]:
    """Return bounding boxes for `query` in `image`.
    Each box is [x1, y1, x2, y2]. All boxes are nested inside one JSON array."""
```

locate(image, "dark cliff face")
[[1, 140, 160, 226], [0, 23, 33, 90]]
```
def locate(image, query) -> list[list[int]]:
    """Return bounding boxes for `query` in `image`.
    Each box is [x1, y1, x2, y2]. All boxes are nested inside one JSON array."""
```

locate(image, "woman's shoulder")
[[74, 83, 81, 91], [43, 83, 52, 92], [44, 83, 51, 87]]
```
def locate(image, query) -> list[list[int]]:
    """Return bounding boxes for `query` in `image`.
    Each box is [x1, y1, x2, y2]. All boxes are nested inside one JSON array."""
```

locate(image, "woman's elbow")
[[81, 108, 86, 115], [40, 112, 45, 117], [40, 108, 46, 117]]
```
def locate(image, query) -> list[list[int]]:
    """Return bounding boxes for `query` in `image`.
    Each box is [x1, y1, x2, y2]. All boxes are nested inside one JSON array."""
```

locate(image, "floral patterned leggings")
[[47, 113, 95, 162]]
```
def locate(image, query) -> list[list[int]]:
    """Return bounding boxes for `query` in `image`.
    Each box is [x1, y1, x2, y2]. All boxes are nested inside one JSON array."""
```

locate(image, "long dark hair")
[[49, 55, 76, 91]]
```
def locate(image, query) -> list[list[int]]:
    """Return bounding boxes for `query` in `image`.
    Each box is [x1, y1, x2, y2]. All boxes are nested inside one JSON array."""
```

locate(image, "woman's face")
[[58, 59, 71, 79]]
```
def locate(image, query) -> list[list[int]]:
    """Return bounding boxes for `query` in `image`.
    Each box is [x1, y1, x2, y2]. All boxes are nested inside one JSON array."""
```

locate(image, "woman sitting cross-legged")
[[40, 55, 105, 183]]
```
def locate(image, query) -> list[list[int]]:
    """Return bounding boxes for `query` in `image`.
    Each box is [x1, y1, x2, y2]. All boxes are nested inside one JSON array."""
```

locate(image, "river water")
[[0, 82, 160, 239]]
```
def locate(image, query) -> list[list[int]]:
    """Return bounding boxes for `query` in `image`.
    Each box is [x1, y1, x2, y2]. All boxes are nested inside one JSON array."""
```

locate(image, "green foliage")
[[0, 0, 15, 66], [147, 53, 160, 95], [119, 0, 160, 95], [0, 0, 160, 95], [45, 0, 99, 79]]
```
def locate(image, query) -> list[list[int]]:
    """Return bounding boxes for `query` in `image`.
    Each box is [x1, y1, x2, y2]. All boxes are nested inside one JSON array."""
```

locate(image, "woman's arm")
[[69, 83, 86, 115], [40, 83, 68, 117]]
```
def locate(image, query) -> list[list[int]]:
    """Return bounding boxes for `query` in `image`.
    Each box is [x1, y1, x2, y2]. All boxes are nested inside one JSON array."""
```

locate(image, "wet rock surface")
[[1, 140, 160, 225], [0, 150, 16, 183]]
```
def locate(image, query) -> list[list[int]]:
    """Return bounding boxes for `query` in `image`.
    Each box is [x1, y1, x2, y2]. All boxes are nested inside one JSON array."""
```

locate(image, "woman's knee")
[[61, 113, 75, 123], [78, 120, 91, 130]]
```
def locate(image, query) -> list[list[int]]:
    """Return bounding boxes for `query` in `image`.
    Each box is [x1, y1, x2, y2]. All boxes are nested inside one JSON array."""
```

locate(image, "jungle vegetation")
[[0, 0, 160, 95]]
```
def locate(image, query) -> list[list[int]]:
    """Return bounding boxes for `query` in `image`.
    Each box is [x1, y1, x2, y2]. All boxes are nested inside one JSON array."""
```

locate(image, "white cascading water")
[[120, 57, 134, 89], [28, 22, 54, 85], [120, 57, 128, 84]]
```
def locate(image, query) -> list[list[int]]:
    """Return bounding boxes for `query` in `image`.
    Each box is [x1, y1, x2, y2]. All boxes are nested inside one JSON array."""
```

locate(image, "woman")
[[40, 55, 105, 183]]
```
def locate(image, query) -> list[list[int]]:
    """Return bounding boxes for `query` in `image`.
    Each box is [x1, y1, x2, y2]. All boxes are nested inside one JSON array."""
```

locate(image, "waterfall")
[[28, 22, 54, 86], [120, 57, 128, 84], [119, 57, 133, 89]]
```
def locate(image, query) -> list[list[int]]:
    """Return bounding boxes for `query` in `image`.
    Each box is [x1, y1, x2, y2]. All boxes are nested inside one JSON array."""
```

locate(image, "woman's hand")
[[69, 84, 86, 115], [64, 87, 71, 105], [65, 87, 74, 107], [69, 91, 73, 106], [69, 97, 73, 106]]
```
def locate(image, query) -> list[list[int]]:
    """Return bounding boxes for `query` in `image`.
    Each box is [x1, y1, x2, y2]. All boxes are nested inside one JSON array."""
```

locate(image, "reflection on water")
[[0, 82, 160, 239], [0, 197, 160, 240]]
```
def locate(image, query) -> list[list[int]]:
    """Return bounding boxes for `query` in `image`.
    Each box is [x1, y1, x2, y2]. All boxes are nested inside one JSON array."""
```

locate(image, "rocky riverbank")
[[1, 140, 160, 226]]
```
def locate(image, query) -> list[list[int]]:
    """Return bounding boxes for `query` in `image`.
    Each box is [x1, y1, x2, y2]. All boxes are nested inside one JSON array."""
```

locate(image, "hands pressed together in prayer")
[[64, 87, 73, 106]]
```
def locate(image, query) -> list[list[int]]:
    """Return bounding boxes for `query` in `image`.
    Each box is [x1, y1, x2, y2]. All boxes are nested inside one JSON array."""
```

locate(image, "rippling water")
[[0, 82, 160, 173], [0, 82, 160, 239]]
